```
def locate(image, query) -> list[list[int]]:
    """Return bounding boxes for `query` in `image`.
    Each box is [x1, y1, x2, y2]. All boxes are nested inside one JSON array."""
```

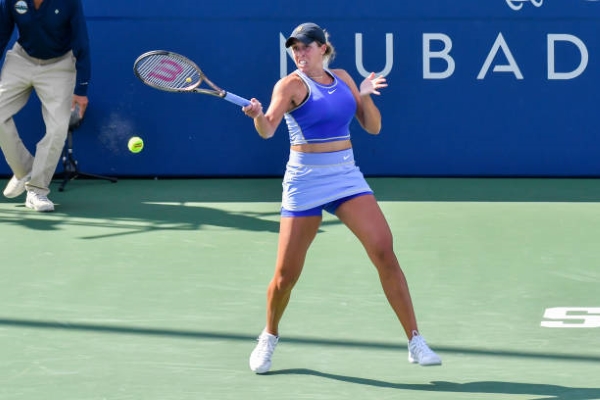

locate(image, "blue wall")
[[3, 0, 599, 177]]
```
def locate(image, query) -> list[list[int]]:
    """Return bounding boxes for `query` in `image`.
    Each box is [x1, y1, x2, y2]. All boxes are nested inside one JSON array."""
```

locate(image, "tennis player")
[[242, 22, 441, 373], [0, 0, 91, 211]]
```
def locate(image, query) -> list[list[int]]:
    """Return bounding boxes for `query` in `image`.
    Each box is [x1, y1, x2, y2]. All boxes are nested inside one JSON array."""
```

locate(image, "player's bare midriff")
[[291, 139, 352, 153]]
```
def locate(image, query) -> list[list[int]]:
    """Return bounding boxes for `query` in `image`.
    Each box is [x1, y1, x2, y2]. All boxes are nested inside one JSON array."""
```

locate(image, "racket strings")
[[136, 54, 201, 90]]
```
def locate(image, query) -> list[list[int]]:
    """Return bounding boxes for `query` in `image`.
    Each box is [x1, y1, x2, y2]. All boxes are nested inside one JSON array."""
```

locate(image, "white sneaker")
[[25, 191, 55, 212], [249, 330, 278, 374], [408, 333, 442, 366], [3, 174, 31, 198]]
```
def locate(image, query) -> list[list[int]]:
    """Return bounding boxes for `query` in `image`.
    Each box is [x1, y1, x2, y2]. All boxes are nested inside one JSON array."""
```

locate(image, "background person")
[[0, 0, 91, 211]]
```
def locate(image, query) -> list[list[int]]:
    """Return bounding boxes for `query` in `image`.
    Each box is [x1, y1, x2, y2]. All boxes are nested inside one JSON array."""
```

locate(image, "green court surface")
[[1, 177, 599, 400]]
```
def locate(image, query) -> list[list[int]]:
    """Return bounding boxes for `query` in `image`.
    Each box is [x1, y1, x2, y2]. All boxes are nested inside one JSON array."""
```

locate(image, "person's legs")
[[0, 46, 36, 184], [266, 215, 322, 335], [250, 213, 322, 373], [335, 194, 441, 366], [335, 194, 419, 337], [26, 54, 75, 197]]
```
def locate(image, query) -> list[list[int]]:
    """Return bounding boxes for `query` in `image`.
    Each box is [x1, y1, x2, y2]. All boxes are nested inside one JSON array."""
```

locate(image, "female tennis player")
[[242, 22, 441, 373]]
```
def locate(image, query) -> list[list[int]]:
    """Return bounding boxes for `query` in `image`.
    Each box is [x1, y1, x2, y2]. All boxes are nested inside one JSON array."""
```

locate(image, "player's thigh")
[[275, 215, 322, 277], [336, 194, 394, 253]]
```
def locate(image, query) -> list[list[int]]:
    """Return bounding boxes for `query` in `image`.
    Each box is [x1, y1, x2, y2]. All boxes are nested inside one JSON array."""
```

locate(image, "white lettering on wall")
[[478, 33, 523, 80], [355, 33, 394, 78], [279, 32, 590, 81], [548, 34, 588, 80], [280, 33, 290, 79], [423, 33, 455, 79], [506, 0, 544, 11]]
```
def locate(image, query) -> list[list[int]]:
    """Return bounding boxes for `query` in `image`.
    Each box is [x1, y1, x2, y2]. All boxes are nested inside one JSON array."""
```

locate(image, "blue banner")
[[3, 0, 599, 177]]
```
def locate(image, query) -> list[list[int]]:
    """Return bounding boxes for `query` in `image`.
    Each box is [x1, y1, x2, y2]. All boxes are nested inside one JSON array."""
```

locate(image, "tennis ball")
[[128, 136, 144, 153], [185, 77, 192, 83]]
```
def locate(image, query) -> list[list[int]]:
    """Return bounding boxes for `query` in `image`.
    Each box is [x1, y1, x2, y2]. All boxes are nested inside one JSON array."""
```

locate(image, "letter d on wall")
[[548, 34, 588, 80]]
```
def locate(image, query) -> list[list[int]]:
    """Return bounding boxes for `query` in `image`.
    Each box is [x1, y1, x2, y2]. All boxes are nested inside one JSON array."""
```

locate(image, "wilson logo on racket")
[[133, 50, 250, 107], [148, 59, 184, 82]]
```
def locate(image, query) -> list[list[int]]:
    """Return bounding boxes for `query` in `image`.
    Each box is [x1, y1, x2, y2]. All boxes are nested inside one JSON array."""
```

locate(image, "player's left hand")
[[359, 72, 388, 96]]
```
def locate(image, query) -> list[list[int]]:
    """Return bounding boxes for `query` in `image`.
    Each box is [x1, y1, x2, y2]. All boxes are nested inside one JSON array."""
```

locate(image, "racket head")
[[133, 50, 203, 92]]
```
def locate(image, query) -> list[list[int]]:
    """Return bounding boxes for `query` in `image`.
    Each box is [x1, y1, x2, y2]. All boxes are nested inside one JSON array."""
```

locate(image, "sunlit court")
[[1, 178, 599, 399]]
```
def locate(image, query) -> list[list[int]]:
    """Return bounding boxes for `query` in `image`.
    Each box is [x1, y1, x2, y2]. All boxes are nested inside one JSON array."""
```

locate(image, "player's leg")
[[335, 194, 441, 366], [266, 214, 321, 335], [250, 213, 321, 373], [335, 194, 418, 336]]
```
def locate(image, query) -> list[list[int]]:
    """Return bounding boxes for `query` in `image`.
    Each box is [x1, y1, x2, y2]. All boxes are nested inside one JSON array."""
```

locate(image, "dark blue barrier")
[[2, 0, 599, 177]]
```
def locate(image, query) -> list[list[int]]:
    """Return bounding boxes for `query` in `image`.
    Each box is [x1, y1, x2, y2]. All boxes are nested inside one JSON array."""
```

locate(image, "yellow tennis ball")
[[186, 77, 192, 83], [128, 136, 144, 153]]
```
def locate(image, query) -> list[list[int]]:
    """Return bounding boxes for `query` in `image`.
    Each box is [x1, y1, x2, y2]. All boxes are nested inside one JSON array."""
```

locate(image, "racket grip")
[[224, 92, 251, 107]]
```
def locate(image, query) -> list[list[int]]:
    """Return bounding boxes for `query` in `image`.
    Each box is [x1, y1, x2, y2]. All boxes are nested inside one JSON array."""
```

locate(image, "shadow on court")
[[3, 178, 598, 237], [0, 178, 283, 236], [0, 202, 340, 237], [0, 202, 281, 237], [1, 318, 598, 365], [0, 178, 347, 236], [267, 369, 600, 400]]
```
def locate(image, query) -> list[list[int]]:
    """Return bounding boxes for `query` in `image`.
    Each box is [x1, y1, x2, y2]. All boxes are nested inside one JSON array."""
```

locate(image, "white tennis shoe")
[[3, 174, 31, 198], [249, 330, 278, 374], [25, 191, 55, 212], [408, 333, 442, 366]]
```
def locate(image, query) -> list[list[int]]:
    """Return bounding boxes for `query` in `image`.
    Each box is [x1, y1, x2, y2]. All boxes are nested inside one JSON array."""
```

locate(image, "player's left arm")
[[333, 69, 387, 135]]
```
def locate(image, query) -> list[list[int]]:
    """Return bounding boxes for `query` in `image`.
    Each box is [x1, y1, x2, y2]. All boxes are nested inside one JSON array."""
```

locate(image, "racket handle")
[[224, 92, 251, 107]]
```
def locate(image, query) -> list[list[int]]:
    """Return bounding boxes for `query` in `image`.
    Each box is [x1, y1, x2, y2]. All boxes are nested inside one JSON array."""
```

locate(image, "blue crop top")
[[284, 69, 357, 145]]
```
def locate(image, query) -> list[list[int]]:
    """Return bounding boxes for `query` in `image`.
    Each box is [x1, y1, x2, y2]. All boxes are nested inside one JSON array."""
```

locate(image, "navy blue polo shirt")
[[0, 0, 91, 96]]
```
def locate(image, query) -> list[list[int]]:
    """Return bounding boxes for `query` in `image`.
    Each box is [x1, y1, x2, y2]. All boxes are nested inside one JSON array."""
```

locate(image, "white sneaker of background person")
[[3, 173, 31, 198], [25, 191, 54, 212]]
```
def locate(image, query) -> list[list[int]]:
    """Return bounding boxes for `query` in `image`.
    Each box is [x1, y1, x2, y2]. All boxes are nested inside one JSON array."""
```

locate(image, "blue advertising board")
[[2, 0, 599, 177]]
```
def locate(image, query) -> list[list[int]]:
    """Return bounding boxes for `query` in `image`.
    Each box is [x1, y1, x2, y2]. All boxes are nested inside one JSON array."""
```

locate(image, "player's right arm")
[[244, 74, 306, 139]]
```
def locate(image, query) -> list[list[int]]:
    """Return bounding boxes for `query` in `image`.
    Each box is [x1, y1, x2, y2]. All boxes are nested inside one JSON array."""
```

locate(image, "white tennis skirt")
[[281, 148, 372, 211]]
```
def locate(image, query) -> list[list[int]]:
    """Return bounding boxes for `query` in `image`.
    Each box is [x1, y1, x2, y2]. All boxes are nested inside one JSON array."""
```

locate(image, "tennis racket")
[[133, 50, 250, 107]]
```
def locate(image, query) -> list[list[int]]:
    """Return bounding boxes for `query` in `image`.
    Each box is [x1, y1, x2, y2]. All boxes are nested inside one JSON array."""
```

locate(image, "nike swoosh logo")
[[328, 89, 337, 94], [343, 155, 350, 160]]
